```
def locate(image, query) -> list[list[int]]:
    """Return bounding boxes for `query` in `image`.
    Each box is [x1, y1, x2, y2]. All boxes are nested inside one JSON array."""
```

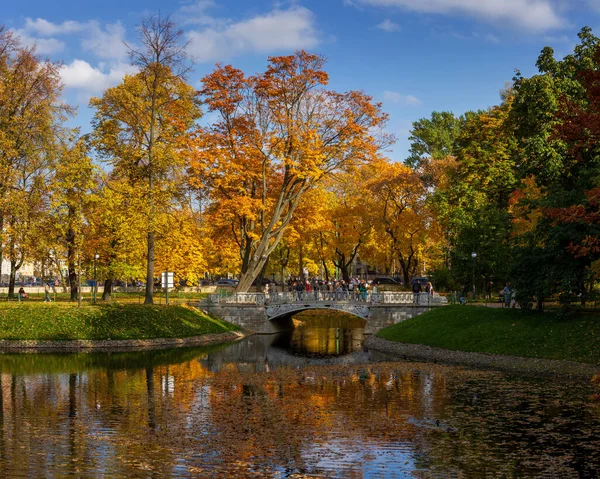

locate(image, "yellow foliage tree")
[[91, 16, 201, 303]]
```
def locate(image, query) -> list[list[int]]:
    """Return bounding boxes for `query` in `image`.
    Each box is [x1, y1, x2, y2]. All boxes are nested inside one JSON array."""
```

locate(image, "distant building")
[[0, 259, 35, 283]]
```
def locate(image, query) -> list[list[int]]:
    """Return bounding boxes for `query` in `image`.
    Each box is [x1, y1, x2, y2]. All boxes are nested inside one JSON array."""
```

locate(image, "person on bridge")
[[305, 281, 313, 300], [313, 280, 320, 301], [359, 281, 368, 301], [295, 281, 304, 301], [412, 281, 422, 303]]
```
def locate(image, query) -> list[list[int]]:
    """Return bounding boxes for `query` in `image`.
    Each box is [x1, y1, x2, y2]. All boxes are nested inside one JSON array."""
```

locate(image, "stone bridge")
[[201, 291, 447, 334]]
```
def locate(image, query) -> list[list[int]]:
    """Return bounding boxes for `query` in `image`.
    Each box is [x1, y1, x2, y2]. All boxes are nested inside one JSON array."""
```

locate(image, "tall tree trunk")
[[334, 242, 361, 283], [102, 278, 113, 301], [339, 261, 350, 283], [322, 259, 330, 281], [8, 261, 16, 299], [236, 259, 267, 292], [256, 256, 269, 289], [401, 261, 410, 287], [298, 243, 304, 279], [144, 231, 155, 304], [66, 215, 78, 301]]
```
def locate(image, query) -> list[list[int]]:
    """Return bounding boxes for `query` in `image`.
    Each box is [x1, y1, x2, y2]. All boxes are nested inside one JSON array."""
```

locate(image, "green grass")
[[0, 302, 239, 341], [0, 291, 209, 304], [377, 305, 600, 364]]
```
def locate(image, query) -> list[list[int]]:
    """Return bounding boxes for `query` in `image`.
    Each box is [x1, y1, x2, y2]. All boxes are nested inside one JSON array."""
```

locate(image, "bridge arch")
[[265, 303, 371, 321]]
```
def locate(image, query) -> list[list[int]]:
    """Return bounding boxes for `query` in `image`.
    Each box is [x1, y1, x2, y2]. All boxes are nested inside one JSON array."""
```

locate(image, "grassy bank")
[[0, 291, 209, 304], [377, 305, 600, 364], [0, 303, 239, 341]]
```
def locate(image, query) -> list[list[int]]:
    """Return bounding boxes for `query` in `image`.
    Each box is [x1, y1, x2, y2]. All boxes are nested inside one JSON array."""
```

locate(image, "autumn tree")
[[86, 178, 148, 300], [50, 134, 99, 300], [368, 159, 431, 285], [0, 28, 71, 296], [192, 51, 391, 292], [509, 27, 600, 306], [91, 15, 201, 304]]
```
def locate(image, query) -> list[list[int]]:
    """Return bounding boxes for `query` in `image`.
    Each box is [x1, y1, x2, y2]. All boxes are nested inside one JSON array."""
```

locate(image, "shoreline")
[[365, 336, 600, 379], [0, 331, 251, 353]]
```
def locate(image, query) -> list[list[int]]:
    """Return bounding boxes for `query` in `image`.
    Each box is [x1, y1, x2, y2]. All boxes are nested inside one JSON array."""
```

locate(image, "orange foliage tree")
[[190, 51, 391, 291]]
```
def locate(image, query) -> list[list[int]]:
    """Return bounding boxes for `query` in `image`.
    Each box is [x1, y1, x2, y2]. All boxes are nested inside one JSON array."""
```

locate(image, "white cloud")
[[81, 22, 128, 61], [354, 0, 564, 32], [185, 5, 320, 63], [176, 0, 224, 27], [485, 33, 500, 44], [60, 59, 137, 94], [377, 19, 400, 31], [13, 30, 65, 55], [383, 90, 421, 105], [23, 18, 85, 36], [19, 17, 128, 61]]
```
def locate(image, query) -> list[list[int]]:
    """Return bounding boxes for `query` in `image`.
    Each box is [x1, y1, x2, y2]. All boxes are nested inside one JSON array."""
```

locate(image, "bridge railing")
[[207, 291, 447, 305]]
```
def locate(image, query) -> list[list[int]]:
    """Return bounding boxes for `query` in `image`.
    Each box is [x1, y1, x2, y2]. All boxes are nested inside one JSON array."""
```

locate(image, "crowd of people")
[[262, 277, 435, 303]]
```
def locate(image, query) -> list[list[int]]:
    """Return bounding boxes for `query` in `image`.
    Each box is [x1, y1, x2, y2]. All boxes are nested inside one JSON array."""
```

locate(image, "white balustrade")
[[207, 291, 447, 305]]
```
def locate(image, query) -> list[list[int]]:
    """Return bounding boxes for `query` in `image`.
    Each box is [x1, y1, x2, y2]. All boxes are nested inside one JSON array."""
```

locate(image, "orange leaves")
[[190, 51, 390, 289], [201, 64, 247, 114]]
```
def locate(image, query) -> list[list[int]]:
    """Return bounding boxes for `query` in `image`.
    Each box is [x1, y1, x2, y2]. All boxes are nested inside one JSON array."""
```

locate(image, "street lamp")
[[471, 252, 477, 300], [93, 253, 99, 305]]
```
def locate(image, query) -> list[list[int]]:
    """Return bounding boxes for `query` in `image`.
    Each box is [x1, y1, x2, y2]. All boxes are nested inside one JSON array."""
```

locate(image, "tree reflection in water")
[[0, 326, 597, 477]]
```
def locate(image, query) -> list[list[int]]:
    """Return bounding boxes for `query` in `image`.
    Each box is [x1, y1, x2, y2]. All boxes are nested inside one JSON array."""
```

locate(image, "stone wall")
[[365, 304, 439, 334], [204, 303, 293, 333], [204, 302, 445, 334]]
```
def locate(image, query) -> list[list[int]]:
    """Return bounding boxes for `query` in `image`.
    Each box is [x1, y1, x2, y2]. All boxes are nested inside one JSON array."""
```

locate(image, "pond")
[[0, 312, 598, 477]]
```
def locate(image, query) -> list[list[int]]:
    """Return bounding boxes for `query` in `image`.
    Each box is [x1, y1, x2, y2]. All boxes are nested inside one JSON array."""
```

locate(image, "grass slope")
[[377, 305, 600, 364], [0, 303, 239, 340]]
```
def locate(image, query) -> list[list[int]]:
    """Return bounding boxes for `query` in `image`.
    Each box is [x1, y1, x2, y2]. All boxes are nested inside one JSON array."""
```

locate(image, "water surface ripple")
[[0, 315, 597, 477]]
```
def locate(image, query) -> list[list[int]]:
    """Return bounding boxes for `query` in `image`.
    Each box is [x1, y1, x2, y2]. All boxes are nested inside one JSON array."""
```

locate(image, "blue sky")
[[4, 0, 600, 161]]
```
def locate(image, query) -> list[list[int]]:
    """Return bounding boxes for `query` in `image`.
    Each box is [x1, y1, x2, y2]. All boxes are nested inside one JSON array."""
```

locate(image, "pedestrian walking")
[[44, 282, 51, 302]]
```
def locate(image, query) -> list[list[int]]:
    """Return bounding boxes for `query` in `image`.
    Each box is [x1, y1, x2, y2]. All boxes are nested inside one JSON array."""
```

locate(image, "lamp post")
[[471, 252, 477, 300], [93, 253, 99, 305]]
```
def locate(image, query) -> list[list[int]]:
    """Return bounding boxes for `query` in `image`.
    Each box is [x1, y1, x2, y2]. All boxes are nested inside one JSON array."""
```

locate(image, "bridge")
[[201, 291, 448, 334]]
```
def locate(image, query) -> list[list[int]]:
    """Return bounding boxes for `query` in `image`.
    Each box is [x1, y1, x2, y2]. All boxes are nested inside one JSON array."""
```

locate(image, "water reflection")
[[273, 312, 366, 357], [0, 314, 597, 477]]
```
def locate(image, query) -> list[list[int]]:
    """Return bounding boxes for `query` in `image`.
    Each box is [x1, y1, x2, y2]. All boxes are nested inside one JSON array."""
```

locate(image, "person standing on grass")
[[44, 282, 51, 302], [502, 282, 511, 308]]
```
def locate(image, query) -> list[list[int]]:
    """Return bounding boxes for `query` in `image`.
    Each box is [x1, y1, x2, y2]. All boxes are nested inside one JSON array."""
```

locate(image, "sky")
[[3, 0, 600, 161]]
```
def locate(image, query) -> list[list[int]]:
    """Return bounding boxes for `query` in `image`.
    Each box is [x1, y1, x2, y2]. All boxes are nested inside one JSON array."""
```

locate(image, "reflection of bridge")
[[203, 292, 447, 334]]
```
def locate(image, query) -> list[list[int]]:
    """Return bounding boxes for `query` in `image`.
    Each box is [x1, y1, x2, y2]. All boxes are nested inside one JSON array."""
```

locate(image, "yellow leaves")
[[155, 209, 207, 284], [509, 175, 544, 240]]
